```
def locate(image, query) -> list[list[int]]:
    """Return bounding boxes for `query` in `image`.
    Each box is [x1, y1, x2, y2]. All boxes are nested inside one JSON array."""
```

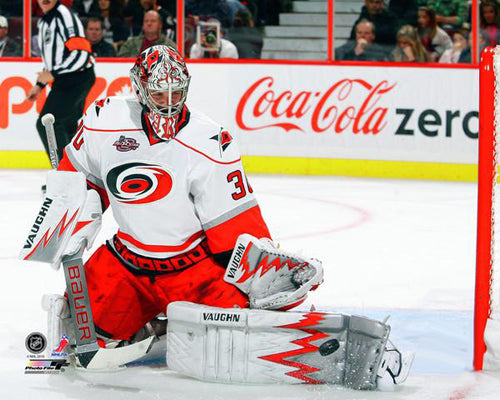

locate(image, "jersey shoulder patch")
[[175, 108, 240, 163]]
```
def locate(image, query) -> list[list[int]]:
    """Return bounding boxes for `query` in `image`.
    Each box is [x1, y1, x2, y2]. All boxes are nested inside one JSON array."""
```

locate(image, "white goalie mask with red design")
[[130, 45, 191, 140]]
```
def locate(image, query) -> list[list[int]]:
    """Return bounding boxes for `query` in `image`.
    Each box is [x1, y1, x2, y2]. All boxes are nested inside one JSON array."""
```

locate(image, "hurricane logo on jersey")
[[106, 163, 173, 204]]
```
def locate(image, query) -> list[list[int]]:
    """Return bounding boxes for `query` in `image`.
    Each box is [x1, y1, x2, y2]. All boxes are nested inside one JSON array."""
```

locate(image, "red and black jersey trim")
[[176, 105, 190, 132], [141, 113, 163, 146], [106, 234, 211, 276], [95, 325, 114, 339], [140, 106, 191, 146], [87, 180, 110, 212], [58, 148, 110, 212]]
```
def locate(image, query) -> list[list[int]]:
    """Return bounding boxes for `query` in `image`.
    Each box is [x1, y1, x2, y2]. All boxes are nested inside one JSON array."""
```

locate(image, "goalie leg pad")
[[166, 302, 413, 389], [224, 234, 323, 310]]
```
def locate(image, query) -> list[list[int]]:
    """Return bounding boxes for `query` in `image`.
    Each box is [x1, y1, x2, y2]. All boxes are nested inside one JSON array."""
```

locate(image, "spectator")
[[390, 24, 429, 62], [98, 0, 129, 51], [336, 19, 387, 61], [73, 0, 101, 18], [350, 0, 399, 51], [189, 18, 238, 59], [456, 30, 486, 63], [185, 0, 232, 28], [157, 0, 176, 16], [0, 1, 22, 16], [439, 30, 467, 63], [226, 9, 263, 59], [417, 6, 452, 62], [254, 0, 289, 26], [480, 1, 500, 47], [118, 9, 175, 56], [31, 0, 73, 17], [85, 17, 116, 57], [388, 0, 418, 27], [422, 0, 468, 34], [226, 0, 249, 23], [125, 0, 175, 38], [0, 15, 21, 56]]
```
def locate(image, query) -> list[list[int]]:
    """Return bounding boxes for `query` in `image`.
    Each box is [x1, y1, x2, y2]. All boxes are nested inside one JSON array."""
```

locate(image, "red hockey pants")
[[83, 244, 248, 340]]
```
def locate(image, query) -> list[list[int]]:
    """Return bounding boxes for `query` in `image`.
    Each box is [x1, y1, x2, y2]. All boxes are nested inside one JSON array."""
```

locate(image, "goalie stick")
[[41, 114, 155, 369]]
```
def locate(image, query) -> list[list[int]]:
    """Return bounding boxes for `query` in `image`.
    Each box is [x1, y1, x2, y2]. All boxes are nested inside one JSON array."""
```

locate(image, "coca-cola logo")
[[236, 76, 396, 135]]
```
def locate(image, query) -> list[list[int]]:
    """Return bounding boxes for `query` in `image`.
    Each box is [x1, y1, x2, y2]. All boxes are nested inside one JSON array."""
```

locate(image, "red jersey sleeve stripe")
[[205, 205, 271, 254], [117, 230, 205, 253], [87, 180, 110, 211]]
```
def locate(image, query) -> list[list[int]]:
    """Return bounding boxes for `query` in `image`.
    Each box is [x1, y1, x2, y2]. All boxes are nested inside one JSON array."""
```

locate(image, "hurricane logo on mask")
[[106, 163, 173, 204]]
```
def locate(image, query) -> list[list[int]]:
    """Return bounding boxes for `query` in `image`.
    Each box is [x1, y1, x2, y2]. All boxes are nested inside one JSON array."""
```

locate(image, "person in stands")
[[85, 17, 116, 57], [480, 1, 500, 47], [390, 25, 429, 62], [118, 9, 176, 57], [417, 6, 452, 62], [349, 0, 399, 54], [336, 19, 387, 61], [0, 15, 21, 57]]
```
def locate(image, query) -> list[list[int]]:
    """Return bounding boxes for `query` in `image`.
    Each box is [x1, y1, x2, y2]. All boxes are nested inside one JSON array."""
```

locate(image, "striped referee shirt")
[[37, 2, 94, 77]]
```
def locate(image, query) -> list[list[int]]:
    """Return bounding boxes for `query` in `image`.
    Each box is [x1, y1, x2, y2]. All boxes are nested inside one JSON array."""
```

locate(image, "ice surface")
[[2, 170, 499, 399]]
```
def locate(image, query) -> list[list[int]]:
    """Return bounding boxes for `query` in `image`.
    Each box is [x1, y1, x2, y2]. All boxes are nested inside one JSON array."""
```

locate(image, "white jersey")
[[63, 96, 269, 259]]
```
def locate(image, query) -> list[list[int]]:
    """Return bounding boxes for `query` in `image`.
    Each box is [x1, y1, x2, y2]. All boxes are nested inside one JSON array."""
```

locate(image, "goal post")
[[475, 46, 500, 371]]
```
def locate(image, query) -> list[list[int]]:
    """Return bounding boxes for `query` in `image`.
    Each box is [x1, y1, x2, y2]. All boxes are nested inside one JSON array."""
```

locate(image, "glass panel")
[[184, 1, 328, 60], [417, 0, 471, 64], [0, 1, 23, 57], [118, 0, 177, 57], [112, 0, 177, 57], [334, 0, 474, 64], [78, 0, 131, 58], [31, 1, 41, 57], [479, 1, 498, 54], [68, 0, 177, 58]]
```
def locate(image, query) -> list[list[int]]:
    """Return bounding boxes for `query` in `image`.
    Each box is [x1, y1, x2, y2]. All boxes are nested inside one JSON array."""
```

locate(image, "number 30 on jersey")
[[227, 170, 253, 200]]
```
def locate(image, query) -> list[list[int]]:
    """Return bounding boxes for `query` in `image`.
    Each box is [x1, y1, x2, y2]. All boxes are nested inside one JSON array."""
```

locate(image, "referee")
[[27, 0, 95, 162]]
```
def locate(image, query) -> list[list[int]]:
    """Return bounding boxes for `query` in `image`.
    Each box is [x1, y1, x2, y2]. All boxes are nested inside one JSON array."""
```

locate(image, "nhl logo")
[[25, 332, 47, 354], [44, 29, 51, 45]]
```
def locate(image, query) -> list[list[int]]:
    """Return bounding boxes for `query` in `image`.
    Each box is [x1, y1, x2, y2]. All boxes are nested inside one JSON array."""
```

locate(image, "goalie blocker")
[[19, 170, 102, 268], [167, 301, 414, 390]]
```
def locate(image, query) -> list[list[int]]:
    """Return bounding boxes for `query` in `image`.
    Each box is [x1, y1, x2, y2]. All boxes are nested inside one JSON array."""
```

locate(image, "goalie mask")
[[130, 45, 191, 140]]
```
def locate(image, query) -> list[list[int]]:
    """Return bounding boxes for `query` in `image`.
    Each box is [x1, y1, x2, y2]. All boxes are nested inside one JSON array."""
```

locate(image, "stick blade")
[[82, 336, 156, 370]]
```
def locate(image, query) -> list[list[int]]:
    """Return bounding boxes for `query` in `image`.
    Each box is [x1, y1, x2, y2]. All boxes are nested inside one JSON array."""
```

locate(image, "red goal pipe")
[[475, 47, 496, 371]]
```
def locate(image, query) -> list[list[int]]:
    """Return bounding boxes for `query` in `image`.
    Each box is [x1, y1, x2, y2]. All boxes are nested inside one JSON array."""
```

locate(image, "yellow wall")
[[0, 151, 478, 182]]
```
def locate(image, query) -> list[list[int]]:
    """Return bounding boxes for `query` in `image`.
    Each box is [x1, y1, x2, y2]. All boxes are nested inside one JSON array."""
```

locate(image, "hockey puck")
[[319, 339, 340, 356]]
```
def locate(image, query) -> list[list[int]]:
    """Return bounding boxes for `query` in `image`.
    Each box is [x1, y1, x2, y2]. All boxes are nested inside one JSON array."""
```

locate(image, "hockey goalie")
[[19, 45, 413, 390]]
